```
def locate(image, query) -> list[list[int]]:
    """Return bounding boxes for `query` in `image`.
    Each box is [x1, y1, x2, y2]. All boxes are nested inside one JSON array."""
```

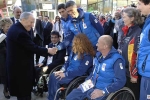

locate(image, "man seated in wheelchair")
[[35, 31, 66, 87], [66, 35, 126, 100], [48, 33, 95, 100]]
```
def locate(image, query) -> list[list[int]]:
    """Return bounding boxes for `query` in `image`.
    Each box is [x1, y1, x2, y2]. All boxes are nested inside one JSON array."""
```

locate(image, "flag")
[[128, 38, 138, 78]]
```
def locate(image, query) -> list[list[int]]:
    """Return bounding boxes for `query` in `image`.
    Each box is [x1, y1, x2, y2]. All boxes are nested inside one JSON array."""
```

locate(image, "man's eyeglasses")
[[51, 37, 59, 39]]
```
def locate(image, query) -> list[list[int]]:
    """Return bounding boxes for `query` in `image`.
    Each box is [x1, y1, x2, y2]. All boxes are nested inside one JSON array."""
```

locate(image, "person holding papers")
[[0, 18, 13, 99]]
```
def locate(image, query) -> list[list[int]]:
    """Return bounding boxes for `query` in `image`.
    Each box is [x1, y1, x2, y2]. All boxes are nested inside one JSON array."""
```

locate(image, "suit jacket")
[[34, 19, 44, 41], [10, 17, 15, 24], [43, 21, 53, 45], [42, 42, 66, 73], [6, 22, 48, 97], [33, 19, 44, 46]]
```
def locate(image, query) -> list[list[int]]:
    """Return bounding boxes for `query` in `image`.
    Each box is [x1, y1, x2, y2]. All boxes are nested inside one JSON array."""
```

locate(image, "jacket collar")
[[122, 24, 139, 36], [61, 15, 72, 22], [0, 29, 4, 34], [143, 14, 150, 30], [96, 47, 118, 62], [71, 8, 84, 23]]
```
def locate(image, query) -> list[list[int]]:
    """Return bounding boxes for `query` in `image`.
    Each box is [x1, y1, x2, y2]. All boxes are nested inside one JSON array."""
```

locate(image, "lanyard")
[[73, 19, 84, 34], [91, 55, 103, 85]]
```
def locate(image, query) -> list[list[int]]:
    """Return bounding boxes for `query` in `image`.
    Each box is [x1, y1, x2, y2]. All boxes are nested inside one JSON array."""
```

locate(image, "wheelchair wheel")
[[47, 64, 63, 85], [64, 76, 87, 97], [49, 64, 63, 75], [106, 87, 136, 100]]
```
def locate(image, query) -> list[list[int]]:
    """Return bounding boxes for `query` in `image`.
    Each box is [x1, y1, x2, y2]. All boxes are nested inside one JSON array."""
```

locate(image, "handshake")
[[48, 47, 58, 55]]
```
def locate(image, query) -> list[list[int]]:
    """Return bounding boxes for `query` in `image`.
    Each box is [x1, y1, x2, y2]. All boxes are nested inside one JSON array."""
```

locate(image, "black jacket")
[[43, 22, 53, 45], [42, 42, 66, 73], [6, 22, 48, 97]]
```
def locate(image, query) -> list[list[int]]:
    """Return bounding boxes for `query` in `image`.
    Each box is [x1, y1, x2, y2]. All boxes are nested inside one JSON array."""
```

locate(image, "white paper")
[[0, 34, 6, 43]]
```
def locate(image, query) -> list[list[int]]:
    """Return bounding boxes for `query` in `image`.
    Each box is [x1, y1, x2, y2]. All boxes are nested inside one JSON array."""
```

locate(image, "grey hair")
[[13, 6, 22, 12], [123, 7, 143, 25], [20, 12, 33, 20], [0, 18, 13, 29]]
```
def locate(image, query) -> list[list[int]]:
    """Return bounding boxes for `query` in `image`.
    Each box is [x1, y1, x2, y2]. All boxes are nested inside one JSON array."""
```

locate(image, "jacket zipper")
[[142, 55, 148, 72]]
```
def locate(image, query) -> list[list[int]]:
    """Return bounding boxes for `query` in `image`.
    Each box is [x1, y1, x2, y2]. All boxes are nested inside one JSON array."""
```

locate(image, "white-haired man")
[[6, 12, 55, 100]]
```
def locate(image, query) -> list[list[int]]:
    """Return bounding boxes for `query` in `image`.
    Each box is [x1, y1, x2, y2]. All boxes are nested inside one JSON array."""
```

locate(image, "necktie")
[[16, 19, 19, 23], [53, 44, 57, 47], [44, 22, 47, 28]]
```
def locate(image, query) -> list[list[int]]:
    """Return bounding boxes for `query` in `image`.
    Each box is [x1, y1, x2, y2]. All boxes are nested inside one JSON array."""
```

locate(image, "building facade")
[[1, 0, 137, 19]]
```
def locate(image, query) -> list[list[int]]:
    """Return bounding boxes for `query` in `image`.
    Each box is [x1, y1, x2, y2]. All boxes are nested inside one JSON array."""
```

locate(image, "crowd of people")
[[0, 0, 150, 100]]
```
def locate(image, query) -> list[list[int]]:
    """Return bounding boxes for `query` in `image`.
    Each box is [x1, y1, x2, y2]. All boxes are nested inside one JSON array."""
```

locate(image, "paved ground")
[[0, 84, 48, 100], [0, 56, 47, 100], [0, 55, 69, 100]]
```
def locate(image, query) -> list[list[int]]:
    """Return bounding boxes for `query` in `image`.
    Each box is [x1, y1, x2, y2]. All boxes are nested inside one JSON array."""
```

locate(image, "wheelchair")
[[53, 66, 93, 99], [55, 77, 135, 100], [38, 64, 136, 100], [53, 75, 88, 100], [35, 64, 63, 97], [82, 87, 135, 100]]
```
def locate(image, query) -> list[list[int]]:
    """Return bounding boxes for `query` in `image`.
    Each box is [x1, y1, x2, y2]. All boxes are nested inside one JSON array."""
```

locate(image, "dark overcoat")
[[6, 22, 48, 97], [0, 30, 7, 84]]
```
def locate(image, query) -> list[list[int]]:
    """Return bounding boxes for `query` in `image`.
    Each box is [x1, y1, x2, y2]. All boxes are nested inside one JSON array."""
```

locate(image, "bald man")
[[66, 35, 126, 100], [10, 6, 22, 24]]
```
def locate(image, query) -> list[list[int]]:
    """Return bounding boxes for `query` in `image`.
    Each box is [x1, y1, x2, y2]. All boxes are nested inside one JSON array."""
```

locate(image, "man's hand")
[[117, 49, 122, 54], [56, 72, 65, 80], [130, 76, 137, 83], [43, 66, 48, 72], [53, 47, 58, 52], [54, 71, 63, 76], [91, 89, 103, 99], [48, 48, 57, 55], [38, 63, 43, 67]]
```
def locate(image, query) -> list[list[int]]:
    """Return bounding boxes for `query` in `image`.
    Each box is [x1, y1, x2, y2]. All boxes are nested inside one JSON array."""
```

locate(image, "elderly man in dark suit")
[[43, 16, 53, 46], [10, 6, 22, 24], [33, 19, 44, 65], [6, 12, 56, 100]]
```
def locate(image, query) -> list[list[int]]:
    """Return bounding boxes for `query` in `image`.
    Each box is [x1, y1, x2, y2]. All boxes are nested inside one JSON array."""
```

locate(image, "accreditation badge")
[[74, 55, 78, 60], [79, 79, 94, 93], [83, 23, 87, 29], [101, 63, 106, 71]]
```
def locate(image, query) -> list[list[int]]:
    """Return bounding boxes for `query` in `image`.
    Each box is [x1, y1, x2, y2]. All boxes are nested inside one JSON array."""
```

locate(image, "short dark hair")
[[51, 31, 61, 37], [45, 16, 49, 19], [65, 1, 76, 8], [130, 3, 137, 8], [139, 0, 150, 5], [57, 3, 66, 10]]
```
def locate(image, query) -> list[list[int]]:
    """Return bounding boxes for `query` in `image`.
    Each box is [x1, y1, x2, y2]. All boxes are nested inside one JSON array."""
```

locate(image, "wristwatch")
[[102, 90, 105, 95]]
